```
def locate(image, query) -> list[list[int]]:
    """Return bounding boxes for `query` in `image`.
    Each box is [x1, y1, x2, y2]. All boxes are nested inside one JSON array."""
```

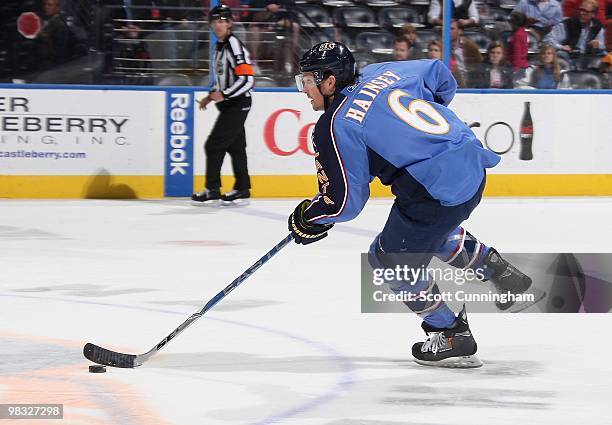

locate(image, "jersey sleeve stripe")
[[228, 36, 247, 64], [306, 96, 350, 222], [227, 76, 254, 98]]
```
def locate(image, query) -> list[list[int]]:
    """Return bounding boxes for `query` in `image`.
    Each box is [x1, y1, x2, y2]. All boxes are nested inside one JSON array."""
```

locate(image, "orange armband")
[[234, 63, 254, 76]]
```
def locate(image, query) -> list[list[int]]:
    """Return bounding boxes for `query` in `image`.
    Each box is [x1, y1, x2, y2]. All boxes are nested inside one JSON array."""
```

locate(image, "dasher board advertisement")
[[0, 89, 165, 175], [193, 91, 318, 176], [452, 94, 612, 174], [194, 92, 612, 176]]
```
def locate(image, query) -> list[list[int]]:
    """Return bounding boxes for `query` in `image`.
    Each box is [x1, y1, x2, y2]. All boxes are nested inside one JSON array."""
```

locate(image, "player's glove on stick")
[[289, 199, 334, 245]]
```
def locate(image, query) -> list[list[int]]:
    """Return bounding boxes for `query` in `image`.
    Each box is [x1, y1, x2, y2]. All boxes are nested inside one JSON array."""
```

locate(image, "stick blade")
[[83, 343, 137, 368]]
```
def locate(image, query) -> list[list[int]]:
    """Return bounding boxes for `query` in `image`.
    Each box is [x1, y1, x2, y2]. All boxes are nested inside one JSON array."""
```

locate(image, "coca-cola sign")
[[263, 108, 316, 157], [478, 102, 534, 161]]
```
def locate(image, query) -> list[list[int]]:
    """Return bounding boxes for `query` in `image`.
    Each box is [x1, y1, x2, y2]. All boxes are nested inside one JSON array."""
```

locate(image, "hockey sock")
[[368, 235, 456, 328], [436, 226, 493, 280]]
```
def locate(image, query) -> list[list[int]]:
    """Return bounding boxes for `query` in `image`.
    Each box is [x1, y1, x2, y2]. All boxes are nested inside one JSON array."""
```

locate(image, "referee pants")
[[204, 95, 252, 191]]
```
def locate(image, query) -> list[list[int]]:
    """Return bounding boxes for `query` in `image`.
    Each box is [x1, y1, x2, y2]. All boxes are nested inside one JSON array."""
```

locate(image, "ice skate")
[[484, 248, 542, 311], [221, 189, 250, 206], [412, 305, 483, 368], [191, 189, 222, 206]]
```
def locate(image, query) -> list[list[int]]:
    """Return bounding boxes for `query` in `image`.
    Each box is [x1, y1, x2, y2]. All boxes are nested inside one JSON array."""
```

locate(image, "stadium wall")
[[1, 84, 611, 198]]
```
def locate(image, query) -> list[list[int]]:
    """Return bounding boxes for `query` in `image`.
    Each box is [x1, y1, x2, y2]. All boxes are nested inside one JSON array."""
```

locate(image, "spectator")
[[428, 0, 479, 28], [427, 39, 443, 60], [471, 41, 514, 88], [599, 52, 612, 87], [508, 11, 529, 80], [513, 0, 563, 37], [247, 0, 299, 74], [36, 0, 86, 69], [601, 52, 612, 71], [526, 44, 565, 88], [158, 1, 202, 25], [156, 0, 202, 69], [563, 0, 606, 24], [106, 0, 156, 84], [607, 3, 612, 53], [400, 24, 422, 55], [450, 20, 482, 87], [392, 34, 421, 61], [547, 0, 605, 56], [108, 0, 156, 35], [393, 37, 411, 61]]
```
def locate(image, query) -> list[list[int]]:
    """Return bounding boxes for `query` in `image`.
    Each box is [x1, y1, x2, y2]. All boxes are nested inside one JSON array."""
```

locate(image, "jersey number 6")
[[387, 89, 450, 135]]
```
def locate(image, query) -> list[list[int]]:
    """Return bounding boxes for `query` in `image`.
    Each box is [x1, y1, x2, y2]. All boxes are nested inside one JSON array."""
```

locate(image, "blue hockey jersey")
[[303, 59, 500, 225]]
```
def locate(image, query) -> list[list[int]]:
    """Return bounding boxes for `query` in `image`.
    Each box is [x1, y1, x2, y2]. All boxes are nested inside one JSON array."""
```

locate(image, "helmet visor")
[[294, 74, 318, 92]]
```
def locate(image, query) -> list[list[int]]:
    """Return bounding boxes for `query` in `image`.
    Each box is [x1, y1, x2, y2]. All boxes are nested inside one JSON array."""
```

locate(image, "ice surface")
[[1, 198, 611, 424]]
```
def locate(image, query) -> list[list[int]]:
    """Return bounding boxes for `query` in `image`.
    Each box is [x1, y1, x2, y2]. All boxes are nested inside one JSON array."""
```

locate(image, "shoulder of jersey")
[[359, 62, 388, 79], [343, 61, 407, 98]]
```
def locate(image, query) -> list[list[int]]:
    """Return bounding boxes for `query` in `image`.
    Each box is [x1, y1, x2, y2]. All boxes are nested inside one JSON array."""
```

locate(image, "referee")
[[192, 4, 255, 205]]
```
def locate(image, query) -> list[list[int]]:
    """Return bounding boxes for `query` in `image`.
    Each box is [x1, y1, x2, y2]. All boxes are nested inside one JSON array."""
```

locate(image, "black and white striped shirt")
[[213, 33, 255, 99]]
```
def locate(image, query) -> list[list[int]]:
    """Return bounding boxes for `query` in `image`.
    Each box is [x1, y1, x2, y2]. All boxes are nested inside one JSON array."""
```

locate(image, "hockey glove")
[[288, 199, 334, 245]]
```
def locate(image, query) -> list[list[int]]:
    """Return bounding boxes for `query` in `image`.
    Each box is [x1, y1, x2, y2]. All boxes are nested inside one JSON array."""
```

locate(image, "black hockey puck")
[[89, 365, 106, 373]]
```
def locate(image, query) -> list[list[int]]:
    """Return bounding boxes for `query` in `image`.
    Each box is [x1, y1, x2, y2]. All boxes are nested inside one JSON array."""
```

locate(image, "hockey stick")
[[83, 234, 294, 368]]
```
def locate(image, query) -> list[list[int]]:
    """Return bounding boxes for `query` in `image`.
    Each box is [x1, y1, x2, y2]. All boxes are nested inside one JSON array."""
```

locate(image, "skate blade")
[[191, 199, 222, 207], [505, 288, 547, 313], [414, 354, 483, 369], [222, 199, 250, 207]]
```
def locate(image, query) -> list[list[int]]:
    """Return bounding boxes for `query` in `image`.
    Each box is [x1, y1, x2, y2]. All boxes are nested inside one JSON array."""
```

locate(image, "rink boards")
[[0, 85, 611, 198]]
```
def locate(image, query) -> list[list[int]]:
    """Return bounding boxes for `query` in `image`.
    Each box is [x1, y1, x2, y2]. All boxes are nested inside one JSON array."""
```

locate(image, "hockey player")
[[288, 42, 532, 368]]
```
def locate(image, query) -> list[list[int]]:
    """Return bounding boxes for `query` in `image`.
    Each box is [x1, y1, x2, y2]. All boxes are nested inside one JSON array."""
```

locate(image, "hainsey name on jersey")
[[344, 70, 402, 124]]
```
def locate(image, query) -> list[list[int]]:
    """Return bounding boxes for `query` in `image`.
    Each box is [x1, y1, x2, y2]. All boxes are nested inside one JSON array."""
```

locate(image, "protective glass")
[[294, 74, 317, 92]]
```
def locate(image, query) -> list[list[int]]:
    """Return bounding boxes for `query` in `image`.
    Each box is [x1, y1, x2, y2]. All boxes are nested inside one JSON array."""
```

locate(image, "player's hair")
[[321, 69, 358, 88]]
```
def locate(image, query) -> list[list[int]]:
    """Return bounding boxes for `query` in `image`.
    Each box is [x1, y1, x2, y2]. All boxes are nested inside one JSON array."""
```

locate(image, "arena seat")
[[154, 74, 193, 86], [333, 6, 379, 29], [355, 31, 395, 55], [296, 4, 334, 28], [415, 29, 440, 54], [498, 0, 519, 10], [353, 52, 378, 69], [366, 0, 400, 7], [562, 70, 603, 89], [378, 7, 424, 30], [463, 30, 492, 54]]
